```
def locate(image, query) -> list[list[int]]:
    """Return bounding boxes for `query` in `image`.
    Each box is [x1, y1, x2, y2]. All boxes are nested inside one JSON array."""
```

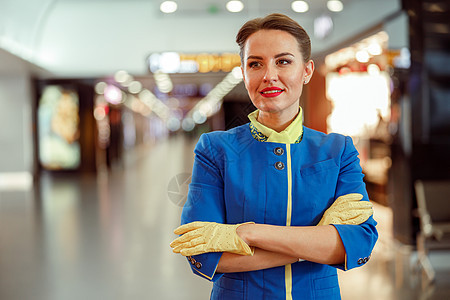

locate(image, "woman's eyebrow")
[[275, 52, 295, 58], [246, 55, 263, 60], [246, 52, 295, 61]]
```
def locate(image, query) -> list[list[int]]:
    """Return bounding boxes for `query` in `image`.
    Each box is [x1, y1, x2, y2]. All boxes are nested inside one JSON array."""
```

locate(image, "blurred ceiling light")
[[368, 42, 382, 56], [139, 89, 158, 108], [377, 31, 389, 44], [291, 1, 309, 13], [226, 1, 244, 13], [154, 70, 173, 93], [327, 0, 343, 12], [166, 117, 181, 131], [199, 103, 213, 116], [93, 106, 107, 121], [314, 14, 333, 39], [355, 50, 370, 63], [193, 111, 207, 124], [128, 81, 143, 94], [104, 85, 123, 105], [185, 68, 242, 125], [160, 1, 177, 13], [114, 70, 129, 83], [95, 82, 107, 94], [138, 89, 171, 120], [367, 64, 381, 75], [121, 75, 134, 87], [159, 52, 181, 73], [231, 66, 243, 79], [326, 31, 388, 71], [182, 118, 195, 132]]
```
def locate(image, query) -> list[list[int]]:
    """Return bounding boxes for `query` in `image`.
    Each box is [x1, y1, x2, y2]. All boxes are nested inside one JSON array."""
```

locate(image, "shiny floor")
[[1, 134, 449, 300]]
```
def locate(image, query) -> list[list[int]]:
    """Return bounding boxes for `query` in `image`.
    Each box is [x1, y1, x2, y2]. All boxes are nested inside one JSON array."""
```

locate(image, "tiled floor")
[[0, 134, 449, 299]]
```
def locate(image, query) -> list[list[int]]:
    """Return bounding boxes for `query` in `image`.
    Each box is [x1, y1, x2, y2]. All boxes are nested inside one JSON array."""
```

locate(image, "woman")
[[170, 13, 378, 299]]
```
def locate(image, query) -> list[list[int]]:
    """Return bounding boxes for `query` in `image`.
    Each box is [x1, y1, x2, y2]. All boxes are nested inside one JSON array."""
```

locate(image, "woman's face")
[[241, 29, 314, 118]]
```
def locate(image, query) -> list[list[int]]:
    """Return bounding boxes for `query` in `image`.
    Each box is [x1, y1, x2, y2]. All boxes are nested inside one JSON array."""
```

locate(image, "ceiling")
[[0, 0, 405, 77], [56, 0, 355, 14]]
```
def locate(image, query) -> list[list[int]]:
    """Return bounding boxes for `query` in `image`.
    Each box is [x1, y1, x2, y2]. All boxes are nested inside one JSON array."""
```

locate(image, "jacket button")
[[274, 147, 284, 156], [190, 258, 196, 265], [357, 258, 364, 265], [195, 262, 202, 269], [274, 161, 285, 170]]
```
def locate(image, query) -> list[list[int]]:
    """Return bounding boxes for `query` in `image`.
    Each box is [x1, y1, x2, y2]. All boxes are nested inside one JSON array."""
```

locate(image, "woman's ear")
[[303, 60, 315, 84]]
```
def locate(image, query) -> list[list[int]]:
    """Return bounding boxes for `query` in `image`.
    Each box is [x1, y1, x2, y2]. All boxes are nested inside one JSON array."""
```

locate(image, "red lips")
[[260, 87, 284, 98]]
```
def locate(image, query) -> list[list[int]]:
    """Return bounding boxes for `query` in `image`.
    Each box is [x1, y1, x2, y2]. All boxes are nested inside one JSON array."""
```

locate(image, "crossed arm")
[[216, 224, 345, 273], [171, 193, 371, 274]]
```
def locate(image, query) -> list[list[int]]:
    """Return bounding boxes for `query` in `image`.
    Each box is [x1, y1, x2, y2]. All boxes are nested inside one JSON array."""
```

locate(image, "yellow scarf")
[[248, 107, 304, 144]]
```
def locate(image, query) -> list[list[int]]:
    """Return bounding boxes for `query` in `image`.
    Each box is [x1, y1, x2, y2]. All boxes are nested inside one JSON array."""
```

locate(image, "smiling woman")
[[171, 13, 378, 300], [240, 29, 314, 132]]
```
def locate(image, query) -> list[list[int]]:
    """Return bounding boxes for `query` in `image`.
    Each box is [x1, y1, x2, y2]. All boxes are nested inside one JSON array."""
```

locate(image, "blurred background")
[[1, 0, 449, 299]]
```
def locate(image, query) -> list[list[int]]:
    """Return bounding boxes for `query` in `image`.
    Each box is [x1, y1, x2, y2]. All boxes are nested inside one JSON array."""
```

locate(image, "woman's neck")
[[257, 109, 299, 133]]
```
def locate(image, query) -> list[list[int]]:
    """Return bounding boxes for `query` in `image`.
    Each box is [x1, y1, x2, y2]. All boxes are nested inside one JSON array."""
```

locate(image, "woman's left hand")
[[317, 193, 373, 226]]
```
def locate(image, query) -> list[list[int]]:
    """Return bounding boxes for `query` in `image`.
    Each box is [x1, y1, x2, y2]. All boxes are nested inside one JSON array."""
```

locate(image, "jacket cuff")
[[186, 252, 223, 282], [331, 223, 377, 271]]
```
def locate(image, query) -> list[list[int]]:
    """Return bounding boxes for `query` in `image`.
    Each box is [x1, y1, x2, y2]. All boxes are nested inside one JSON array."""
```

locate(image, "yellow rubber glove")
[[318, 193, 373, 226], [170, 221, 255, 257]]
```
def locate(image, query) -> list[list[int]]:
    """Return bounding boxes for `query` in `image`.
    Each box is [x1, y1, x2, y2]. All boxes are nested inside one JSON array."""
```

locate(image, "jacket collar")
[[248, 107, 303, 144]]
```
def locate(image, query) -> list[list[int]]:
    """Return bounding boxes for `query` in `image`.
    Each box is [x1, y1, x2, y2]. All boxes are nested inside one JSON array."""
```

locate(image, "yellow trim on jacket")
[[248, 110, 301, 299]]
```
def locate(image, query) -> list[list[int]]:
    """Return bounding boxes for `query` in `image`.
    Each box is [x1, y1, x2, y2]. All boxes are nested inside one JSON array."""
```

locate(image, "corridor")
[[1, 134, 449, 300]]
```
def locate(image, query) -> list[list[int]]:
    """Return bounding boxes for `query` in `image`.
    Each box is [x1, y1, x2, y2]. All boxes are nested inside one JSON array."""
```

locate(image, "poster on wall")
[[38, 85, 81, 170]]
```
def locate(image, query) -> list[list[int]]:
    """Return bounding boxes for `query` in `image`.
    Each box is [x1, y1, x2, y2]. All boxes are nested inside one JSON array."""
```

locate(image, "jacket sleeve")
[[179, 133, 225, 282], [331, 135, 378, 271]]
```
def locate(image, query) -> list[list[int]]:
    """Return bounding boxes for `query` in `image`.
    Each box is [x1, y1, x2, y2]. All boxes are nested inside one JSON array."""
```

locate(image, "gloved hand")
[[318, 193, 373, 226], [170, 221, 255, 257]]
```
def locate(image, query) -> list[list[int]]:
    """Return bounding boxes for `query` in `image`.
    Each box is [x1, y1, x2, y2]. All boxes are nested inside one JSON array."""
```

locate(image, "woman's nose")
[[263, 65, 278, 82]]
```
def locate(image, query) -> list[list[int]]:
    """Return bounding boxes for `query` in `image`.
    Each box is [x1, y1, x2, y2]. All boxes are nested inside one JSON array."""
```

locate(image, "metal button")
[[190, 258, 196, 265], [357, 258, 364, 265], [274, 161, 285, 170], [195, 262, 202, 269], [274, 147, 284, 156]]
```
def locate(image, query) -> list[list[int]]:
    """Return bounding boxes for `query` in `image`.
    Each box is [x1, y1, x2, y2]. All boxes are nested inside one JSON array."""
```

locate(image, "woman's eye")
[[248, 61, 261, 68], [277, 59, 291, 65]]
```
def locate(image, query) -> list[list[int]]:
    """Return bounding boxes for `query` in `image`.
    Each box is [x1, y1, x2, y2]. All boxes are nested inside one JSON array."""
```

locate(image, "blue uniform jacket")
[[180, 124, 378, 300]]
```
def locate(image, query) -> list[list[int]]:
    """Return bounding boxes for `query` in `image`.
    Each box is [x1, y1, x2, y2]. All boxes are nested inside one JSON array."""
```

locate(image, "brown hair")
[[236, 13, 311, 64]]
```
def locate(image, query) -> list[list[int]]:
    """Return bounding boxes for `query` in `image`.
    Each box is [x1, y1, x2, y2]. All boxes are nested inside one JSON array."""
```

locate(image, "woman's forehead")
[[243, 30, 302, 59]]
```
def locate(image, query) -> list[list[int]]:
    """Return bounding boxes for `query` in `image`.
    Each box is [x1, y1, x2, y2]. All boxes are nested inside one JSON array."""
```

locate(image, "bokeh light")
[[291, 1, 309, 13], [327, 0, 344, 12], [226, 1, 244, 13], [160, 1, 177, 13], [104, 85, 123, 105]]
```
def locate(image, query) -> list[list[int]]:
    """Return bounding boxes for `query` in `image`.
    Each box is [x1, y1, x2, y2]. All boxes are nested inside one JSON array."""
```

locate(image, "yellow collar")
[[248, 107, 304, 144]]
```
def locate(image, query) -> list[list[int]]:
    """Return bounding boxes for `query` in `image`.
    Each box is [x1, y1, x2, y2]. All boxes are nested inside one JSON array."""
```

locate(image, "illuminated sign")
[[148, 52, 241, 74], [38, 86, 81, 170]]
